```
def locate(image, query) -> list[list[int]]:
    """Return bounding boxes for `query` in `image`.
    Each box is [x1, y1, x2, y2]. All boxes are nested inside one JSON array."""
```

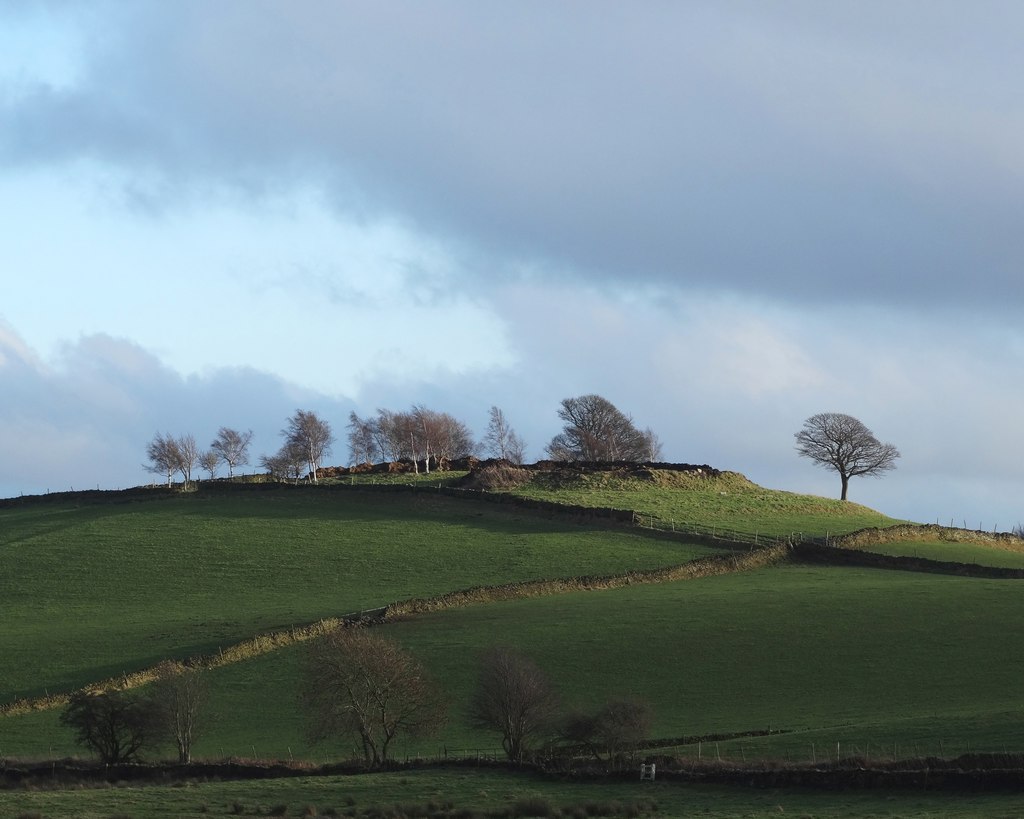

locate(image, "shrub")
[[465, 462, 533, 490]]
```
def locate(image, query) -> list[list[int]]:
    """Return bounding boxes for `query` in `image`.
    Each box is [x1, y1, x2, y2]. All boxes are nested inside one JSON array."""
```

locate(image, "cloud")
[[2, 2, 1024, 534], [0, 324, 354, 497], [4, 2, 1024, 312]]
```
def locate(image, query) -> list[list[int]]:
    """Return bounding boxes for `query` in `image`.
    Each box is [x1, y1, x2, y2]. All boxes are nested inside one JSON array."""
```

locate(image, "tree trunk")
[[840, 473, 849, 501]]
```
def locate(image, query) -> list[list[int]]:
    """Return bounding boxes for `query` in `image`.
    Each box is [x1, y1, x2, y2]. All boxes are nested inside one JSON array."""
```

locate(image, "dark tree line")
[[62, 632, 647, 768], [60, 663, 208, 764]]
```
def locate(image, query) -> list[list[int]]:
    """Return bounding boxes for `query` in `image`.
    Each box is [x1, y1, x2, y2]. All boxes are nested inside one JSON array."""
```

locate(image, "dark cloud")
[[4, 2, 1024, 310]]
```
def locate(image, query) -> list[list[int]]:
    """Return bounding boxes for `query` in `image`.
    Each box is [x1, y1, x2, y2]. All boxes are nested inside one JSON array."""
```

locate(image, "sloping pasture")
[[0, 489, 720, 704], [509, 470, 900, 537], [840, 540, 1024, 569], [5, 562, 1022, 764], [830, 525, 1024, 569]]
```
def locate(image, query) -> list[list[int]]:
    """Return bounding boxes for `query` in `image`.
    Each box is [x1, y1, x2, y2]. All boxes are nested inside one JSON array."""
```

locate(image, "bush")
[[465, 462, 533, 490]]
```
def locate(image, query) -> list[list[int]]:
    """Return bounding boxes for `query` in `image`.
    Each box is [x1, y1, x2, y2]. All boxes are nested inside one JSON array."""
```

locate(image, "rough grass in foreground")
[[5, 767, 1024, 818]]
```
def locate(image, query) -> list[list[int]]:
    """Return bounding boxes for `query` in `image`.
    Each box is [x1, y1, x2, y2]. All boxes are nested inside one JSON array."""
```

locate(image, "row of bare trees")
[[145, 428, 254, 487], [347, 407, 478, 473], [146, 405, 528, 487], [146, 394, 670, 487], [303, 630, 650, 768], [61, 630, 648, 768]]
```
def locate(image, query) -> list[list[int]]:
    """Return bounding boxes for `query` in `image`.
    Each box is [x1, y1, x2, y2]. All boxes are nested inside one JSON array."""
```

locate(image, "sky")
[[2, 1, 1023, 529]]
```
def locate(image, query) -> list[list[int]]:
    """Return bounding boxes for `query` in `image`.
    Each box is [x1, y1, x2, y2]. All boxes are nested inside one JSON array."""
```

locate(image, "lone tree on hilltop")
[[301, 627, 446, 767], [546, 394, 661, 462], [794, 412, 900, 501], [283, 409, 333, 482]]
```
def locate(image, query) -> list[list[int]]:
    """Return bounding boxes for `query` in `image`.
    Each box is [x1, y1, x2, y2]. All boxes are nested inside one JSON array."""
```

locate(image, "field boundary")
[[793, 541, 1024, 579], [0, 545, 790, 718], [7, 752, 1024, 792]]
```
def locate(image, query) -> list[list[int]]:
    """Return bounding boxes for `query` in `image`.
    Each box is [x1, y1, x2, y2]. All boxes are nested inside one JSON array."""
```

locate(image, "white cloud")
[[2, 2, 1024, 534]]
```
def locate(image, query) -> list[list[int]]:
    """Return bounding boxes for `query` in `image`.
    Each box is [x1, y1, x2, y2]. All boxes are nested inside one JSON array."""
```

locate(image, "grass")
[[5, 767, 1024, 818], [6, 564, 1023, 763], [855, 540, 1024, 568], [509, 469, 901, 538], [0, 489, 718, 703], [5, 470, 1024, 817]]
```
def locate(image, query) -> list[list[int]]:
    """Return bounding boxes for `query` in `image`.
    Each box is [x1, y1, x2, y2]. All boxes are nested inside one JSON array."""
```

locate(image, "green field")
[[4, 767, 1024, 819], [4, 564, 1022, 764], [3, 472, 1024, 817], [509, 469, 900, 537], [0, 490, 715, 703], [851, 540, 1024, 568]]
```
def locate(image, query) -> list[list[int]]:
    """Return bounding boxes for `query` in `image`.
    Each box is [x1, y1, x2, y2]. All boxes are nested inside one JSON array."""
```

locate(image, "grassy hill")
[[3, 466, 1024, 817], [507, 465, 899, 537], [0, 487, 717, 703]]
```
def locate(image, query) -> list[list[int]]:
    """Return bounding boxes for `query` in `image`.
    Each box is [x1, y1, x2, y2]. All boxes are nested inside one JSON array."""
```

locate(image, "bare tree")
[[175, 434, 199, 487], [301, 627, 446, 767], [562, 697, 651, 766], [260, 441, 308, 483], [469, 646, 560, 763], [639, 427, 663, 461], [546, 395, 658, 462], [413, 406, 476, 472], [148, 661, 209, 764], [373, 408, 413, 463], [347, 412, 380, 466], [358, 407, 475, 471], [199, 450, 220, 480], [145, 433, 181, 487], [60, 690, 156, 764], [209, 427, 253, 478], [283, 410, 334, 483], [795, 412, 900, 501], [483, 406, 527, 463]]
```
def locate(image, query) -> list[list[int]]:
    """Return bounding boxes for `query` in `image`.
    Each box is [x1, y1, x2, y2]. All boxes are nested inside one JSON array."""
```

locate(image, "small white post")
[[640, 763, 656, 781]]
